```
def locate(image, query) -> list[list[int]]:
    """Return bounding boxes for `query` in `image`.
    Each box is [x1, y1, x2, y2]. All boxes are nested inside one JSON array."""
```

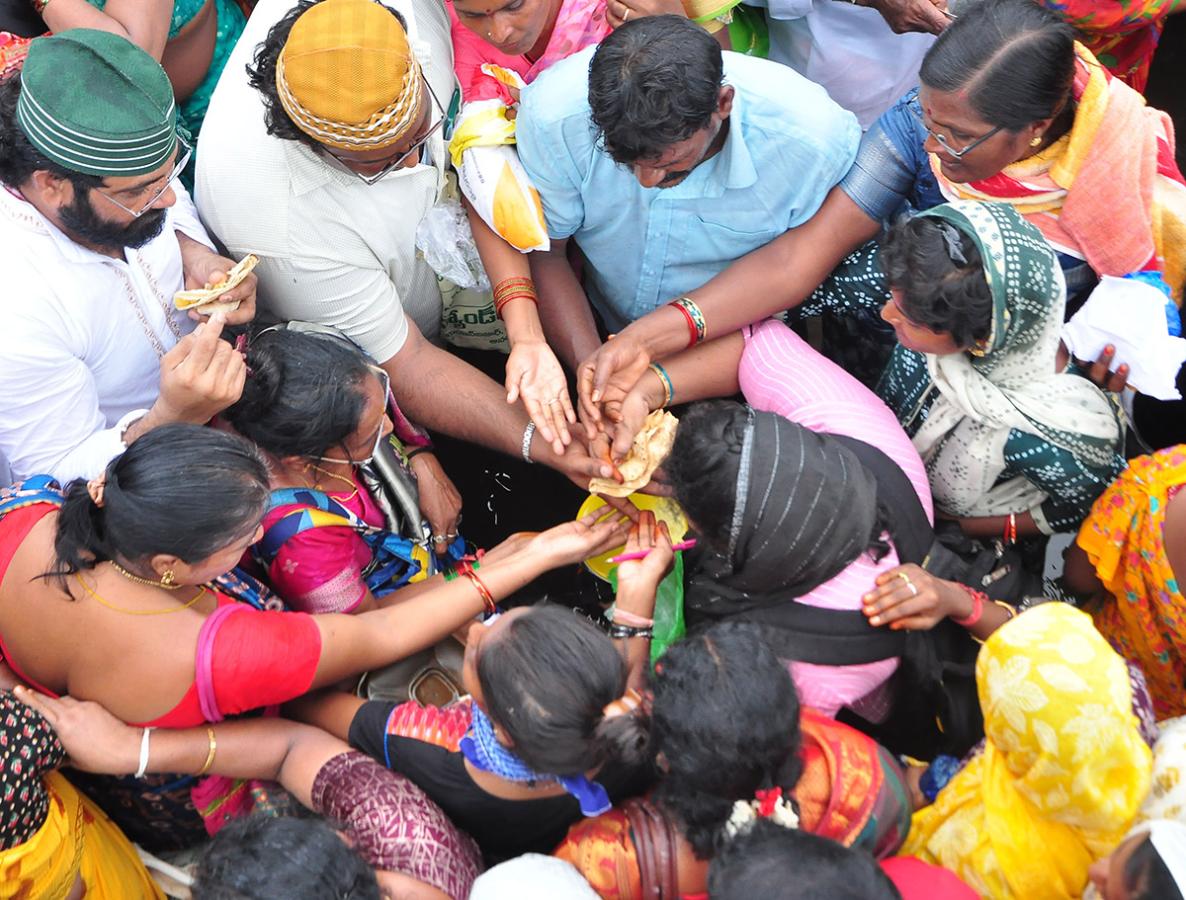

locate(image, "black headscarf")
[[684, 408, 883, 617]]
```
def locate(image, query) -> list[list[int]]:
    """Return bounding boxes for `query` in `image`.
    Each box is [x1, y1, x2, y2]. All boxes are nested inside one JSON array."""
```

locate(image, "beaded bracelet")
[[649, 363, 674, 408]]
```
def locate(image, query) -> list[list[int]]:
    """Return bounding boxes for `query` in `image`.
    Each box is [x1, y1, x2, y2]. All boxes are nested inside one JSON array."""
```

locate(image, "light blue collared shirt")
[[516, 46, 861, 331]]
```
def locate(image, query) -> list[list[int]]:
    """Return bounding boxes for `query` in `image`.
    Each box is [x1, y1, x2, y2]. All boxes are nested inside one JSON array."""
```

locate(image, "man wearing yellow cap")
[[197, 0, 617, 491], [0, 29, 256, 485]]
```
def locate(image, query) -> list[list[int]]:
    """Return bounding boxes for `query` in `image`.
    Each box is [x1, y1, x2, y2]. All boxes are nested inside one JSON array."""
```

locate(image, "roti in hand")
[[589, 410, 678, 498], [174, 254, 259, 315]]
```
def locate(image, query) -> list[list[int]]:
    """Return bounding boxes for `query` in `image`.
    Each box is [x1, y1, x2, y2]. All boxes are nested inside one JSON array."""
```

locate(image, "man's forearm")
[[382, 333, 527, 456], [528, 243, 602, 370], [621, 186, 880, 358]]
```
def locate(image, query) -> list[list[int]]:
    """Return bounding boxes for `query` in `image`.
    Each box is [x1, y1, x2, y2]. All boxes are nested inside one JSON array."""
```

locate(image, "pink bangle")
[[951, 585, 986, 628]]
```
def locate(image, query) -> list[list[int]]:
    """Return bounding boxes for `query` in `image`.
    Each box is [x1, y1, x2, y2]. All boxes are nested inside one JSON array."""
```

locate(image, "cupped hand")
[[861, 563, 969, 631], [577, 334, 652, 440], [505, 339, 576, 455], [12, 686, 140, 775], [409, 453, 463, 556], [615, 511, 674, 610], [529, 509, 632, 568], [603, 386, 654, 463]]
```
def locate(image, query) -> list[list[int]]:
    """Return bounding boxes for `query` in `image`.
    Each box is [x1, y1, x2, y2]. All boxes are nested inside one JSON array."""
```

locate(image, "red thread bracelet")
[[951, 585, 986, 627]]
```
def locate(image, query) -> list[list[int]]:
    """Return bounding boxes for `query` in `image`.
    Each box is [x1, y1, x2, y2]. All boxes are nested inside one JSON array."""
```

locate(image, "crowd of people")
[[0, 0, 1185, 895]]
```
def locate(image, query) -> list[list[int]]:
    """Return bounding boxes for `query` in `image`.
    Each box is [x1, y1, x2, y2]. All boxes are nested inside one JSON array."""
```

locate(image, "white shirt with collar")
[[195, 0, 455, 364], [0, 183, 211, 483]]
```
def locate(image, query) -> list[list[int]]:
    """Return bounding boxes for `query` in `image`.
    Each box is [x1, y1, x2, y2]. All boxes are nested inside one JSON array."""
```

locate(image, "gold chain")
[[74, 572, 207, 616], [306, 463, 359, 502]]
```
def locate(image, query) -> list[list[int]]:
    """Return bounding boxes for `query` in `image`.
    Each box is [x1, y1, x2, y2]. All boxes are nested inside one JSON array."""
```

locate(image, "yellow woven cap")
[[277, 0, 424, 150]]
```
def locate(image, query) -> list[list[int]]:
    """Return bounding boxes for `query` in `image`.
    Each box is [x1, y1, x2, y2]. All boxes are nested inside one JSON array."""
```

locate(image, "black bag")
[[922, 521, 1044, 606]]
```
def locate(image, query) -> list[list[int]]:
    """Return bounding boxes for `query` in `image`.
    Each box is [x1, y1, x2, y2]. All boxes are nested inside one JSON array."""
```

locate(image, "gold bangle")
[[195, 727, 217, 777], [990, 599, 1017, 621]]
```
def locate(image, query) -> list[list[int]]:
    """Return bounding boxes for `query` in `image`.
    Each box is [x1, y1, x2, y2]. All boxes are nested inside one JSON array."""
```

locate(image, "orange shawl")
[[933, 44, 1186, 302]]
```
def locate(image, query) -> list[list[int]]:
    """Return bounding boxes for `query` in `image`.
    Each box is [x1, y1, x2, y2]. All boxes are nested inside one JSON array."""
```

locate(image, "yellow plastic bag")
[[448, 75, 550, 254]]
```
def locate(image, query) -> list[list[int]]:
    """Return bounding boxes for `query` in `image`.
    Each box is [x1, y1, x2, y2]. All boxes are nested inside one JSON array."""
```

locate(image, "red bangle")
[[669, 301, 699, 349], [464, 571, 496, 615], [494, 291, 538, 317], [951, 585, 986, 628]]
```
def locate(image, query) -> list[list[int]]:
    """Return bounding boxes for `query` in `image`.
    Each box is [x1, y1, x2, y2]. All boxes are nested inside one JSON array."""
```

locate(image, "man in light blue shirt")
[[516, 14, 860, 366]]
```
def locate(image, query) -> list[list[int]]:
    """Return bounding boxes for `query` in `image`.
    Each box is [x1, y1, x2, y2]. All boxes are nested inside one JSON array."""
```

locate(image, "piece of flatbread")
[[588, 409, 678, 498], [173, 254, 259, 314]]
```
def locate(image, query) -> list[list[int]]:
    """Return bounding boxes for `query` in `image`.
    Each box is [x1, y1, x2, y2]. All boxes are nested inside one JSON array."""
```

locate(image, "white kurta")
[[195, 0, 455, 365], [747, 0, 934, 129], [0, 184, 211, 483]]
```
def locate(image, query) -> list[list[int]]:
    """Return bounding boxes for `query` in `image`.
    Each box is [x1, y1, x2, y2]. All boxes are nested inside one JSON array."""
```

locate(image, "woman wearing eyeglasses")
[[578, 0, 1186, 449], [224, 326, 473, 615]]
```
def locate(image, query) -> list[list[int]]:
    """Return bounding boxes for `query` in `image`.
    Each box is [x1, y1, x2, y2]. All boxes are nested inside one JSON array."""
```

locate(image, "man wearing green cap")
[[0, 29, 256, 484]]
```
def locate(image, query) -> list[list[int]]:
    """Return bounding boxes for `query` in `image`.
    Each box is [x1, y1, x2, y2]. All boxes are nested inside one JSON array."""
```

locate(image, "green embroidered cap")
[[16, 29, 178, 178]]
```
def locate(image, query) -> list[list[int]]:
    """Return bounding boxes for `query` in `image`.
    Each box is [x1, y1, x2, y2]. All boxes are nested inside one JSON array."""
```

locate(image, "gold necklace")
[[74, 573, 207, 616], [306, 463, 359, 502], [110, 561, 182, 590]]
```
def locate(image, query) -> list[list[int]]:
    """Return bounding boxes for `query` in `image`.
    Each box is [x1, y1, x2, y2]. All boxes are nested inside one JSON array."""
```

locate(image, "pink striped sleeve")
[[739, 319, 933, 520]]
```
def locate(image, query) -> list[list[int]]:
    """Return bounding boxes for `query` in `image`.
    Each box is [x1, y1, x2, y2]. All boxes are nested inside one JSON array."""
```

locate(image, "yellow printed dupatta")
[[902, 603, 1151, 899]]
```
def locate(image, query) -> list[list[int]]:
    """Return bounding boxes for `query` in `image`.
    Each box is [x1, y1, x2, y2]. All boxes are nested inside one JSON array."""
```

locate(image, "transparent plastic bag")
[[415, 191, 490, 292]]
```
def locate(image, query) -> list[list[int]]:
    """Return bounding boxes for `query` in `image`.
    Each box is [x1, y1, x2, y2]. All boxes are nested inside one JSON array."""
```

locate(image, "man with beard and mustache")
[[513, 15, 859, 370], [0, 30, 255, 484]]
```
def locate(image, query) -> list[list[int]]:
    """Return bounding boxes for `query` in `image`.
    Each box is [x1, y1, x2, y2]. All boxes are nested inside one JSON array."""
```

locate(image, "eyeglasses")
[[324, 79, 448, 186], [914, 109, 1002, 160], [93, 135, 193, 218]]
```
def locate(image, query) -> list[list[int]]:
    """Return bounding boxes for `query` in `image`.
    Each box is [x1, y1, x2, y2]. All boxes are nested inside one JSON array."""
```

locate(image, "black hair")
[[920, 0, 1076, 134], [880, 216, 994, 349], [588, 15, 723, 165], [49, 424, 270, 585], [650, 622, 803, 860], [223, 328, 373, 461], [707, 820, 903, 900], [193, 815, 380, 900], [665, 401, 891, 559], [0, 74, 103, 192], [664, 401, 747, 552], [1124, 832, 1186, 900], [477, 605, 648, 775], [246, 0, 409, 153]]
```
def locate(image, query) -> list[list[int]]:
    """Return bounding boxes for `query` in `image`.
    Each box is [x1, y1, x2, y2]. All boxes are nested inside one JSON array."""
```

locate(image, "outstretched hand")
[[505, 339, 576, 455], [528, 508, 633, 568]]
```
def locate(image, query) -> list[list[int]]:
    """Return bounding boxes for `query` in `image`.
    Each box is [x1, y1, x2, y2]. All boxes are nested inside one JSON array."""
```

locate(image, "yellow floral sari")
[[902, 603, 1152, 899]]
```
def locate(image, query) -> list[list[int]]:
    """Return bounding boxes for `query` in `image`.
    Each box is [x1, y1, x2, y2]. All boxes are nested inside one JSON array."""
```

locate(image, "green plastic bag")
[[609, 553, 686, 668], [727, 5, 769, 58]]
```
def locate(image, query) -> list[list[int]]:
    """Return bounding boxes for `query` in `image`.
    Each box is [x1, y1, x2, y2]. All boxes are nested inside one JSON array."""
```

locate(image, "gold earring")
[[161, 570, 176, 588], [1030, 135, 1042, 147]]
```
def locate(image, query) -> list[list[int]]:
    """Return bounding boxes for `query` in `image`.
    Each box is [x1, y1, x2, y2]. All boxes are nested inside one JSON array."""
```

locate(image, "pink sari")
[[448, 0, 610, 103]]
